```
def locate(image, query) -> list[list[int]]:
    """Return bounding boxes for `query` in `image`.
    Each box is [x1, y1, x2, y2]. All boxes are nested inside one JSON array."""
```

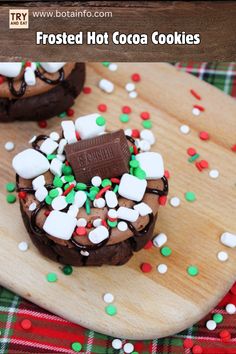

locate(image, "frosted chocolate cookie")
[[12, 114, 168, 266], [0, 62, 85, 122]]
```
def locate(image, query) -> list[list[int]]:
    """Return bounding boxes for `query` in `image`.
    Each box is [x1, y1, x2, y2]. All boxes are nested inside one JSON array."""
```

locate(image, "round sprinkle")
[[77, 218, 87, 227], [213, 313, 223, 324], [71, 342, 82, 352], [180, 125, 190, 134], [6, 194, 16, 204], [96, 116, 106, 126], [117, 221, 128, 232], [140, 262, 152, 273], [199, 131, 209, 140], [76, 227, 87, 237], [67, 108, 74, 117], [91, 176, 102, 187], [187, 147, 197, 156], [142, 120, 152, 129], [112, 339, 122, 350], [98, 104, 107, 112], [125, 82, 135, 92], [93, 218, 102, 227], [185, 191, 196, 202], [109, 63, 118, 71], [46, 272, 58, 283], [105, 304, 117, 316], [209, 169, 219, 179], [157, 264, 168, 274], [199, 160, 209, 169], [129, 160, 139, 168], [192, 107, 201, 116], [120, 113, 129, 123], [183, 338, 194, 349], [18, 241, 29, 252], [169, 197, 180, 207], [192, 344, 203, 353], [49, 132, 60, 141], [206, 319, 217, 330], [20, 319, 32, 330], [187, 265, 199, 277], [4, 141, 15, 151], [83, 86, 92, 94], [103, 293, 114, 304], [219, 329, 231, 341], [123, 343, 134, 354], [29, 202, 37, 211], [217, 251, 228, 262], [38, 120, 47, 128], [129, 91, 138, 99], [225, 303, 236, 314], [6, 182, 16, 192], [102, 62, 110, 67], [62, 265, 73, 275], [122, 106, 131, 114], [131, 73, 141, 82], [144, 240, 153, 249], [161, 246, 172, 257], [140, 112, 150, 120]]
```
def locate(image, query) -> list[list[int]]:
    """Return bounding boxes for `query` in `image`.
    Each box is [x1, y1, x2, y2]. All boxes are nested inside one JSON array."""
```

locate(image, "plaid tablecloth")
[[0, 62, 236, 354]]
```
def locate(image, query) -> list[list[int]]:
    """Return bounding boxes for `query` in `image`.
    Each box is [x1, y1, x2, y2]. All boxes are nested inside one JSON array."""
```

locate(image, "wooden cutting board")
[[0, 63, 236, 340]]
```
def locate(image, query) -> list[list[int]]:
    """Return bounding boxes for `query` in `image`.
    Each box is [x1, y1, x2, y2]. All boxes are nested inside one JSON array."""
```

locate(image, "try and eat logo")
[[9, 9, 29, 29]]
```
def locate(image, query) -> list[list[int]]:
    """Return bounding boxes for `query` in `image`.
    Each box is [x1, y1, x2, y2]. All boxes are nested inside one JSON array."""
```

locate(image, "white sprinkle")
[[29, 135, 36, 144], [108, 209, 118, 219], [157, 264, 168, 274], [124, 129, 132, 136], [123, 343, 134, 354], [80, 250, 89, 257], [77, 218, 87, 227], [125, 82, 135, 92], [129, 91, 138, 99], [18, 241, 29, 252], [29, 202, 37, 211], [112, 339, 122, 350], [91, 176, 102, 187], [169, 197, 181, 208], [209, 169, 219, 179], [217, 251, 229, 262], [108, 63, 118, 71], [50, 132, 60, 141], [139, 139, 151, 152], [192, 107, 201, 116], [206, 320, 217, 331], [226, 303, 236, 314], [99, 78, 114, 93], [117, 221, 128, 232], [103, 293, 114, 304], [179, 125, 190, 134], [93, 218, 102, 227], [152, 233, 167, 248], [4, 141, 15, 151], [93, 198, 106, 208]]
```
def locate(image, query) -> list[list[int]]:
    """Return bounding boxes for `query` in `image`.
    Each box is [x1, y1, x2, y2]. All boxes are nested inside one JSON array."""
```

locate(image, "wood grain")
[[0, 2, 236, 60], [0, 63, 236, 339]]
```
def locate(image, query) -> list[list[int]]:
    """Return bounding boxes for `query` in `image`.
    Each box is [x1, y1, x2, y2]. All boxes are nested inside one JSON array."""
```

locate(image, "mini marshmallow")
[[24, 67, 36, 86], [105, 191, 118, 208], [220, 232, 236, 248], [118, 173, 147, 202], [51, 196, 67, 211], [32, 175, 45, 190], [153, 233, 167, 248], [35, 186, 48, 202], [0, 62, 22, 78], [40, 138, 58, 155], [77, 218, 87, 227], [117, 221, 128, 232], [40, 62, 65, 73], [139, 140, 151, 152], [50, 132, 60, 141], [140, 130, 155, 145], [50, 158, 63, 177], [136, 152, 164, 179], [61, 121, 77, 144], [12, 149, 50, 179], [57, 139, 67, 154], [67, 205, 79, 218], [43, 210, 77, 240], [75, 113, 106, 140], [133, 202, 152, 216], [88, 226, 109, 244], [73, 191, 87, 208], [93, 198, 106, 208], [99, 79, 114, 93], [117, 207, 139, 222]]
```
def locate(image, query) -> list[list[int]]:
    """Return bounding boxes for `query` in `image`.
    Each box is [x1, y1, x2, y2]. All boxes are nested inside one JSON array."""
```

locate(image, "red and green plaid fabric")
[[1, 62, 236, 354]]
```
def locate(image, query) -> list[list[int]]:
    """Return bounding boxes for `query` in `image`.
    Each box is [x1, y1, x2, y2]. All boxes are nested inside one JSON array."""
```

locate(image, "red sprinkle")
[[190, 89, 201, 100], [193, 104, 205, 112], [67, 108, 74, 117], [195, 162, 203, 171], [164, 170, 170, 179], [95, 185, 111, 199], [87, 222, 92, 229], [192, 345, 203, 354], [83, 86, 92, 94], [75, 131, 81, 141], [199, 131, 209, 140], [18, 191, 27, 199], [187, 147, 197, 156], [76, 227, 87, 236], [183, 338, 194, 349], [231, 144, 236, 152], [131, 129, 140, 139], [133, 145, 138, 155], [0, 75, 5, 84], [199, 160, 209, 169], [25, 61, 31, 68], [159, 195, 167, 206], [219, 330, 231, 341], [63, 184, 75, 196], [131, 73, 141, 82], [98, 104, 107, 112], [122, 106, 131, 114], [110, 178, 120, 184], [44, 210, 51, 217], [38, 120, 47, 128], [101, 219, 108, 228], [21, 319, 32, 330], [144, 240, 153, 250], [140, 263, 152, 273], [140, 112, 150, 120]]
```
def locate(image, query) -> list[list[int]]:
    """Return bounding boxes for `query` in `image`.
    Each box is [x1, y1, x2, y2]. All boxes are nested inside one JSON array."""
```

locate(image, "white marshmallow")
[[35, 186, 48, 202], [88, 226, 109, 244], [140, 130, 155, 145], [57, 139, 67, 154], [43, 210, 77, 240], [73, 191, 87, 208], [77, 218, 87, 227], [51, 196, 67, 211], [50, 158, 63, 177], [32, 175, 45, 190], [136, 152, 164, 179], [139, 140, 151, 152], [153, 233, 167, 248], [40, 62, 65, 73], [99, 79, 114, 93], [67, 205, 79, 218], [24, 67, 36, 86], [117, 207, 139, 222], [61, 121, 77, 144], [117, 221, 128, 232], [133, 202, 152, 216], [75, 113, 106, 140], [50, 132, 60, 141], [118, 173, 147, 202], [105, 191, 118, 208], [40, 138, 58, 155], [93, 198, 106, 208], [0, 62, 22, 78], [220, 232, 236, 248], [12, 149, 50, 179]]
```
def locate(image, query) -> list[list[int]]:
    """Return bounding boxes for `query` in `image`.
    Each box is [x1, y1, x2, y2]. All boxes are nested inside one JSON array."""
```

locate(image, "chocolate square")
[[65, 130, 131, 183]]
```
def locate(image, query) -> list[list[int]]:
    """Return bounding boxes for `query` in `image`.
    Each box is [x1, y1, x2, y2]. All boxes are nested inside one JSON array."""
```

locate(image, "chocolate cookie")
[[12, 114, 168, 266], [0, 62, 85, 122]]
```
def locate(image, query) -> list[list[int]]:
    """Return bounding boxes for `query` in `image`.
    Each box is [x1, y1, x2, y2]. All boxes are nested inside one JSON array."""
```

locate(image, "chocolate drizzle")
[[8, 78, 27, 98], [32, 135, 49, 153], [126, 212, 154, 237], [71, 232, 111, 251], [146, 176, 169, 196], [35, 68, 64, 85]]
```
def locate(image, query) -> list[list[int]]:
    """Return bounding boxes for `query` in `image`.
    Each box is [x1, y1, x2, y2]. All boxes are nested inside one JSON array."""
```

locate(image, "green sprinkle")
[[130, 167, 134, 175], [161, 246, 172, 257], [58, 112, 66, 118], [90, 186, 100, 194], [62, 165, 73, 176], [71, 342, 82, 352], [46, 272, 58, 282], [47, 154, 56, 161], [129, 146, 134, 153], [36, 62, 40, 68], [101, 179, 112, 188], [66, 191, 75, 204], [188, 154, 200, 162], [129, 160, 139, 168], [62, 265, 73, 275], [102, 62, 110, 67], [113, 185, 119, 194], [6, 182, 16, 192], [185, 191, 196, 202], [187, 265, 199, 277], [76, 183, 87, 191], [49, 189, 59, 199], [134, 167, 146, 180], [6, 194, 16, 203], [107, 220, 118, 228], [85, 198, 91, 215], [213, 313, 223, 324], [53, 176, 63, 188], [45, 195, 53, 205], [119, 113, 129, 123], [64, 175, 75, 183], [105, 304, 117, 316], [142, 120, 152, 129], [88, 191, 97, 201], [96, 116, 106, 126]]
